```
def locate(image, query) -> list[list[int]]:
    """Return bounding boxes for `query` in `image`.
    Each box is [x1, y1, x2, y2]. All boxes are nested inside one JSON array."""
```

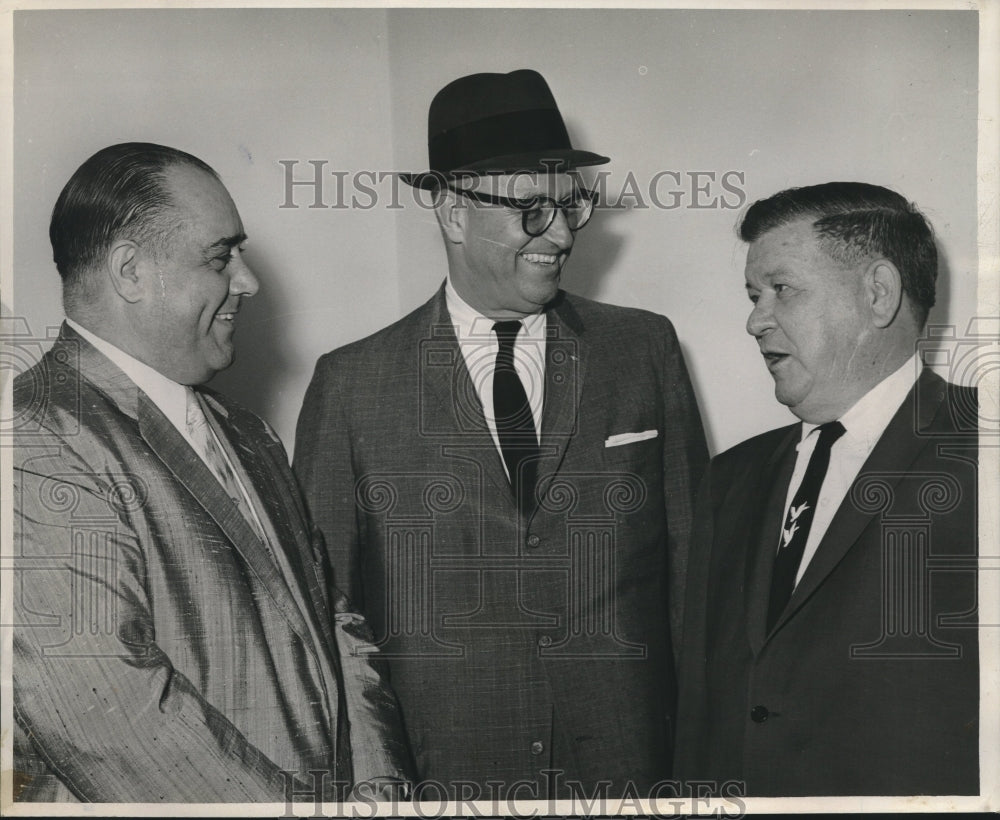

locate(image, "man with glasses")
[[294, 70, 708, 799]]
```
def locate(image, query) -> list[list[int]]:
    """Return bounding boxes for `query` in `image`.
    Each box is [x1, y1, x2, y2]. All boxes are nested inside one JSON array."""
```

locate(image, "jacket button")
[[526, 535, 540, 548], [750, 705, 769, 723], [537, 635, 552, 648], [530, 741, 544, 755]]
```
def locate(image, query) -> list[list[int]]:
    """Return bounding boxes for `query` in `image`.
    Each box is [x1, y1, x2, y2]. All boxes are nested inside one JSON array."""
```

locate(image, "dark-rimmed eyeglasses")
[[449, 186, 597, 237]]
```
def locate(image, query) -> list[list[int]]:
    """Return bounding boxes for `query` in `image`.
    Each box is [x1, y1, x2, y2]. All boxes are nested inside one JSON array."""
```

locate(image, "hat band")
[[429, 107, 571, 173]]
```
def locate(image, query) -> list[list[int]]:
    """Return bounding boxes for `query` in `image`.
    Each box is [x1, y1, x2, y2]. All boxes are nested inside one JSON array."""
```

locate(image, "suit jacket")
[[294, 286, 708, 796], [674, 368, 979, 796], [12, 324, 411, 802]]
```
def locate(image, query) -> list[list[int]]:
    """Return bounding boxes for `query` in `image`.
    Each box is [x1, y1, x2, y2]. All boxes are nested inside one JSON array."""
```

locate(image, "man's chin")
[[773, 382, 805, 413], [200, 348, 235, 382], [779, 392, 831, 424], [525, 281, 560, 310]]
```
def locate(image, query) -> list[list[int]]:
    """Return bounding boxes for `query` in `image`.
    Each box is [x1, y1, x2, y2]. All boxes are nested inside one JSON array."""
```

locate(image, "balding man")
[[12, 143, 411, 802]]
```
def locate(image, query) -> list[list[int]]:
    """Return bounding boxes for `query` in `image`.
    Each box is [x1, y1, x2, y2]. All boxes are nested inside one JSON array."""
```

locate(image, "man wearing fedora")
[[295, 70, 708, 798]]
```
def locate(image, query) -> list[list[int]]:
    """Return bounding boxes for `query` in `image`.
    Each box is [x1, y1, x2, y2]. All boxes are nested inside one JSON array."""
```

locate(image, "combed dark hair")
[[49, 142, 218, 304], [738, 181, 938, 326]]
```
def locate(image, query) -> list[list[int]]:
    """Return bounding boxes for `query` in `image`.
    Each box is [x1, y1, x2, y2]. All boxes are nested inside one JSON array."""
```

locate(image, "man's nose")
[[746, 296, 774, 337], [229, 254, 260, 298], [544, 207, 575, 248]]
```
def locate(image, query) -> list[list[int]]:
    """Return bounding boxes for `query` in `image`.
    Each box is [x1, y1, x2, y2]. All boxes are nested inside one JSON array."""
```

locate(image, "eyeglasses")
[[449, 186, 597, 237]]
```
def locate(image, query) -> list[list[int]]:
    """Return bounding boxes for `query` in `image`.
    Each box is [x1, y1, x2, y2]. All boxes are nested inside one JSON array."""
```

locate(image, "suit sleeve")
[[328, 585, 415, 790], [672, 463, 716, 780], [293, 355, 415, 789], [294, 353, 365, 608], [654, 316, 710, 659], [13, 455, 302, 802]]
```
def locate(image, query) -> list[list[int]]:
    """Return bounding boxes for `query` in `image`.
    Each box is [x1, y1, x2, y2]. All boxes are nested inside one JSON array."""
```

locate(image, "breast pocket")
[[602, 432, 661, 472]]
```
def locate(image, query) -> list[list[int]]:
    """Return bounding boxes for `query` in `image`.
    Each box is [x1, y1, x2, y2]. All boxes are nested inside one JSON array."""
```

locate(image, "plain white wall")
[[12, 8, 403, 447], [383, 9, 979, 453], [11, 8, 979, 455]]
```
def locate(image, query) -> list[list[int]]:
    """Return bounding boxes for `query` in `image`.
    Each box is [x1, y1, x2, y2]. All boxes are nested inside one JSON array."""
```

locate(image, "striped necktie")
[[185, 388, 268, 546]]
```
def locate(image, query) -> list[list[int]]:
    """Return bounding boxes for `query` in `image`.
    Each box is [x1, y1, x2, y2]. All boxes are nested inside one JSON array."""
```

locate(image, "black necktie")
[[767, 420, 846, 632], [493, 320, 540, 514]]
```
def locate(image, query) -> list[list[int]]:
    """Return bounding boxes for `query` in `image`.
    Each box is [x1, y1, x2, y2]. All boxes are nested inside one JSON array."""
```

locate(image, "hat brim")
[[400, 149, 610, 190]]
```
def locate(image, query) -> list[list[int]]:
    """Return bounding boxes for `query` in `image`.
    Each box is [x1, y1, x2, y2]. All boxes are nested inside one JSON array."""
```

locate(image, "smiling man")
[[674, 182, 979, 796], [294, 70, 708, 799], [12, 143, 411, 802]]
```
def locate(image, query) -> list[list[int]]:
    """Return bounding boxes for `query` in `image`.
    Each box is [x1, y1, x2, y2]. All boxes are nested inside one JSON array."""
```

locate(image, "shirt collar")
[[66, 317, 189, 433], [445, 278, 546, 340], [799, 353, 922, 451]]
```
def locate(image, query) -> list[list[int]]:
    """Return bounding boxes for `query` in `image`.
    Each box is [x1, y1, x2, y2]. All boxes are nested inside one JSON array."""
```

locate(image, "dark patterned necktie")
[[767, 420, 846, 632], [492, 321, 540, 514]]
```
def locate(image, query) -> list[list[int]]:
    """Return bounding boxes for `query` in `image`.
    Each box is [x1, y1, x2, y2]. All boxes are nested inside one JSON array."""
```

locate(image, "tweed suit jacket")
[[12, 324, 411, 802], [674, 369, 979, 796], [294, 285, 708, 796]]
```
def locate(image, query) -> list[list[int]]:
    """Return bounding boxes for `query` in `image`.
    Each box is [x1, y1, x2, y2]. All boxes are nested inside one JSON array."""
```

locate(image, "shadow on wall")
[[560, 115, 624, 302], [932, 238, 954, 332], [678, 337, 719, 456], [565, 205, 626, 302], [209, 245, 295, 424]]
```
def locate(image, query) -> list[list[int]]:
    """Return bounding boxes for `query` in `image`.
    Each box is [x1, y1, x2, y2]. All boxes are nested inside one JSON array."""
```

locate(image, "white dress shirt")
[[66, 319, 265, 535], [67, 318, 193, 443], [780, 353, 922, 585], [445, 279, 546, 478]]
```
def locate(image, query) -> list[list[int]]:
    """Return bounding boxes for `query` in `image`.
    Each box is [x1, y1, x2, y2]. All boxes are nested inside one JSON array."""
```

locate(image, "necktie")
[[492, 320, 541, 514], [185, 388, 268, 546], [767, 420, 846, 632]]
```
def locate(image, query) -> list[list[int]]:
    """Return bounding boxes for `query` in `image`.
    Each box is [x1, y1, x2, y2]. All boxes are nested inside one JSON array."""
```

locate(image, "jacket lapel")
[[418, 286, 590, 518], [55, 324, 142, 419], [418, 286, 521, 501], [56, 325, 312, 643], [136, 393, 311, 642], [201, 394, 327, 638], [773, 369, 945, 631], [531, 293, 588, 518], [743, 427, 800, 653], [201, 396, 343, 732]]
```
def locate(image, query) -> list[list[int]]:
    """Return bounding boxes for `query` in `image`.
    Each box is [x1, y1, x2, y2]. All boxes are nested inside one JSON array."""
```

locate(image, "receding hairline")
[[151, 161, 244, 247]]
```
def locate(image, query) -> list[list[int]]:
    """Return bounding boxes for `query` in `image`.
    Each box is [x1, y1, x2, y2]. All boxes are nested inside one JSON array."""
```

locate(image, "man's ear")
[[867, 259, 903, 328], [106, 240, 145, 304], [433, 188, 469, 244]]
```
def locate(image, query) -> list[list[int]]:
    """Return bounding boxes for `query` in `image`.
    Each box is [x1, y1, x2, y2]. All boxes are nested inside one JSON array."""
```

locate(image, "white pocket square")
[[604, 429, 659, 448]]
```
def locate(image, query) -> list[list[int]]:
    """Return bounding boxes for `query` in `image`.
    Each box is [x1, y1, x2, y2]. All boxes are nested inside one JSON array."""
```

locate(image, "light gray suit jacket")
[[12, 324, 412, 802]]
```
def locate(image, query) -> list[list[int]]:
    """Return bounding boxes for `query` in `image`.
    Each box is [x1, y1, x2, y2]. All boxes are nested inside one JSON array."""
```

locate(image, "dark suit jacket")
[[294, 286, 708, 796], [675, 368, 979, 796], [12, 325, 411, 802]]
